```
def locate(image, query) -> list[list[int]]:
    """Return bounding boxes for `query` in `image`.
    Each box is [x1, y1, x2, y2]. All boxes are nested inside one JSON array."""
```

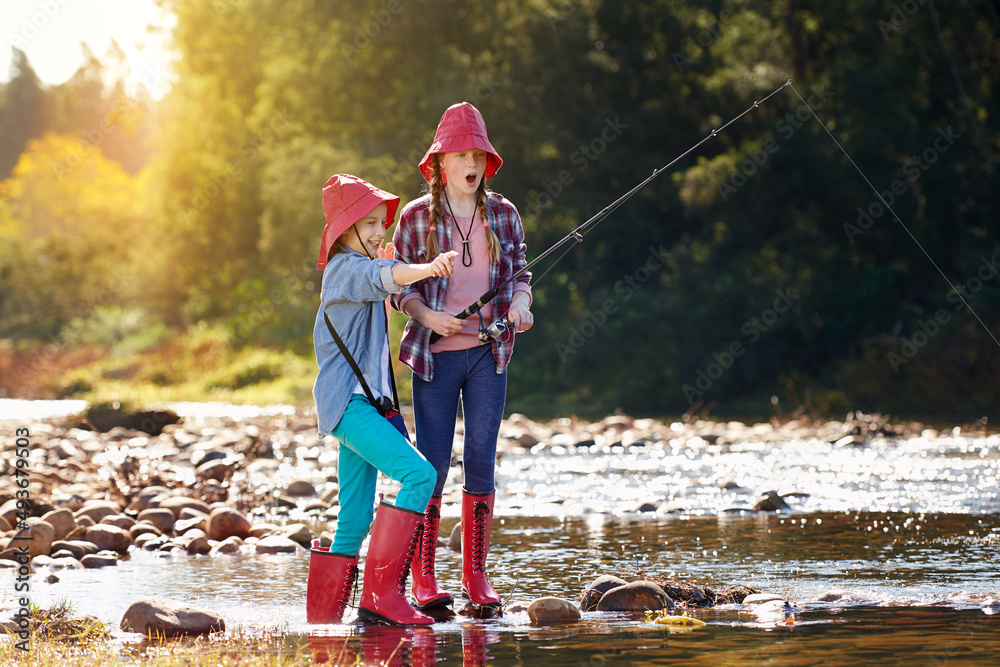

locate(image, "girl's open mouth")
[[466, 174, 478, 186]]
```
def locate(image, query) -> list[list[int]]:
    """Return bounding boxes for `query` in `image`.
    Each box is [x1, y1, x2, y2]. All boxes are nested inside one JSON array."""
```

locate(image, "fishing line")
[[788, 83, 1000, 349], [429, 79, 793, 344]]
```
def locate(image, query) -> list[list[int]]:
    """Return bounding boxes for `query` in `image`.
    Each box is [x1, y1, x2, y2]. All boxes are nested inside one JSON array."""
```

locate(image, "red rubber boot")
[[306, 547, 358, 624], [461, 489, 502, 607], [358, 502, 434, 625], [410, 495, 454, 609]]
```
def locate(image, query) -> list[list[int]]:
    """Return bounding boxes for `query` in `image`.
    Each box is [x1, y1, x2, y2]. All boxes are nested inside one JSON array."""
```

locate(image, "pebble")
[[528, 597, 581, 624]]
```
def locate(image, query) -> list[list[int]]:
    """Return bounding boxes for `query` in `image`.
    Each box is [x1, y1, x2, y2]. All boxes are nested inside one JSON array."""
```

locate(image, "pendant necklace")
[[443, 189, 476, 267]]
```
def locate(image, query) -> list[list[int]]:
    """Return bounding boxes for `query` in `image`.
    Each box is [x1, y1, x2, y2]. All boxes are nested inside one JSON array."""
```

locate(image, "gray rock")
[[120, 597, 225, 636], [527, 597, 581, 624]]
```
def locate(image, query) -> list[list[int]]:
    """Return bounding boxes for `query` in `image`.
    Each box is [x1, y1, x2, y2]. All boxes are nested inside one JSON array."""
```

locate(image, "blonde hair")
[[426, 155, 500, 262]]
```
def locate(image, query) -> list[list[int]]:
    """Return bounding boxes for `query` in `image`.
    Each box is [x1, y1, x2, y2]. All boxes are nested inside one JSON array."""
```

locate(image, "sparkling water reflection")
[[18, 512, 1000, 664]]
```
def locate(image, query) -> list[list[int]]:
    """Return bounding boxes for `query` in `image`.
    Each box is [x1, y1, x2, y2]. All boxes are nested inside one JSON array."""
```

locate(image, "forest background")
[[1, 0, 998, 421]]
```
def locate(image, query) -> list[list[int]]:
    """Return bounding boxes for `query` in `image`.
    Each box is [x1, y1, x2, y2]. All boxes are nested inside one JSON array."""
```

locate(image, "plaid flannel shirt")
[[391, 191, 532, 382]]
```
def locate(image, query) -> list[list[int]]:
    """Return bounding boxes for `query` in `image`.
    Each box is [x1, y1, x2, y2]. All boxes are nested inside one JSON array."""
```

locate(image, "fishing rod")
[[429, 79, 793, 344]]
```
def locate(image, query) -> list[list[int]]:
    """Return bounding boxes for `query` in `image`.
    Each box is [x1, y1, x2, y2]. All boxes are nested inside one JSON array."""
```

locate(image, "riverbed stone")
[[50, 540, 98, 560], [206, 507, 251, 541], [129, 522, 163, 540], [131, 486, 172, 511], [278, 523, 313, 547], [213, 536, 242, 554], [100, 514, 136, 530], [753, 491, 790, 512], [137, 508, 175, 534], [248, 523, 280, 538], [85, 524, 133, 553], [155, 496, 211, 518], [285, 479, 316, 496], [595, 581, 674, 612], [528, 597, 581, 624], [45, 556, 83, 570], [579, 575, 627, 611], [40, 508, 76, 541], [174, 515, 208, 534], [255, 535, 299, 554], [7, 518, 56, 558], [120, 597, 225, 636], [743, 593, 786, 605], [74, 500, 121, 523], [449, 522, 462, 552], [81, 553, 119, 568], [175, 529, 211, 555]]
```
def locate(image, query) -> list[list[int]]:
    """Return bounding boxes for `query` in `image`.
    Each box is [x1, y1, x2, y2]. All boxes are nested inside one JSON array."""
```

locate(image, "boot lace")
[[344, 559, 359, 609], [419, 503, 440, 576], [471, 501, 490, 573], [399, 522, 422, 595]]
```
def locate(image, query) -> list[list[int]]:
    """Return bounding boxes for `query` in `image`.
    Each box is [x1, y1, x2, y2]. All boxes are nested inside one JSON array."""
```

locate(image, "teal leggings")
[[329, 394, 436, 554]]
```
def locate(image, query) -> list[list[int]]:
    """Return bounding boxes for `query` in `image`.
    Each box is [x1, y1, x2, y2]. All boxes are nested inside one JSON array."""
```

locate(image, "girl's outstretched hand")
[[427, 251, 458, 278], [377, 242, 396, 261]]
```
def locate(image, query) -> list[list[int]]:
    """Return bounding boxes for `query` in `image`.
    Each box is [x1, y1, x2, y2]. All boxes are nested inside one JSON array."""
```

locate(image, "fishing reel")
[[478, 317, 509, 343]]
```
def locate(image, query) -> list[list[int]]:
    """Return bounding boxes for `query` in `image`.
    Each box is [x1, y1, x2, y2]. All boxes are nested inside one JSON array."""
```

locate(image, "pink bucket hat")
[[418, 102, 503, 182], [317, 174, 399, 270]]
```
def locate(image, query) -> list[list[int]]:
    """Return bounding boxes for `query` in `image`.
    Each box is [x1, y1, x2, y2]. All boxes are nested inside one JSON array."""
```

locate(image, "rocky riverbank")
[[0, 404, 992, 635]]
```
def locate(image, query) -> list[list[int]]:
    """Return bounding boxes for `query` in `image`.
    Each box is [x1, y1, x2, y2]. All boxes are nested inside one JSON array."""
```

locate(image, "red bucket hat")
[[418, 102, 503, 182], [317, 174, 399, 270]]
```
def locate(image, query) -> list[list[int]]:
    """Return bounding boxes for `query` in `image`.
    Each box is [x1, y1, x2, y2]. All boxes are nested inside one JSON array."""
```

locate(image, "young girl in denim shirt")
[[308, 173, 457, 626]]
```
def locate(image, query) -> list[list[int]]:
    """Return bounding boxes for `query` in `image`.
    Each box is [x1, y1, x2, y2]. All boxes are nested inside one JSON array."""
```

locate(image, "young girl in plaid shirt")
[[391, 102, 533, 612]]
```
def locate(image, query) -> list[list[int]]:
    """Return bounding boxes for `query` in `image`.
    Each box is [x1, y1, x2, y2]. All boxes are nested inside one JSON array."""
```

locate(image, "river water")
[[5, 401, 1000, 664]]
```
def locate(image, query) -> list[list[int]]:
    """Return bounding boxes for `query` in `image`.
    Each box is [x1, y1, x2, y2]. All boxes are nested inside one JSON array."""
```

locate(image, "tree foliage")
[[1, 0, 998, 418]]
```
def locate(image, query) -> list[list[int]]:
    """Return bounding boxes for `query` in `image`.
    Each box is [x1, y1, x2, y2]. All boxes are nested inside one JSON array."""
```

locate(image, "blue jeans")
[[329, 395, 436, 554], [412, 345, 506, 495]]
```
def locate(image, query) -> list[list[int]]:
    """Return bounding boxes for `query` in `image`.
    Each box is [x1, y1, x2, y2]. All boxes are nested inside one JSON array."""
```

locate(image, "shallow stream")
[[4, 401, 999, 664]]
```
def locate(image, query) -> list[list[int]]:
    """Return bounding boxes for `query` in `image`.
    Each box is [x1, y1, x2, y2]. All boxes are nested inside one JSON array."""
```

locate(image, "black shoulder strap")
[[323, 307, 400, 412]]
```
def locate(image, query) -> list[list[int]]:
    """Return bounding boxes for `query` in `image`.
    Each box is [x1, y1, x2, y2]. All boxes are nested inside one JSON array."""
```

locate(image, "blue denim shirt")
[[313, 248, 403, 435]]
